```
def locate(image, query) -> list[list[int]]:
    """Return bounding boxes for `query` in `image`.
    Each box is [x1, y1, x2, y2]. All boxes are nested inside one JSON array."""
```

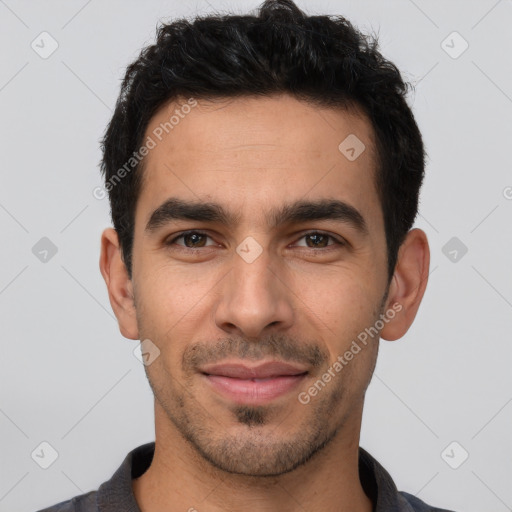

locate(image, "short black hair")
[[100, 0, 425, 282]]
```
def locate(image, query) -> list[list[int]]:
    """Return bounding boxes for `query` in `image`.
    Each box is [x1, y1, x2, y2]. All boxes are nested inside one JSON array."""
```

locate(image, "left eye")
[[166, 231, 344, 249], [294, 232, 343, 249]]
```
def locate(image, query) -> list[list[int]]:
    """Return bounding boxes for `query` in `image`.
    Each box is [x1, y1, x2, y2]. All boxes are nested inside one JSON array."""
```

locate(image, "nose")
[[214, 246, 295, 340]]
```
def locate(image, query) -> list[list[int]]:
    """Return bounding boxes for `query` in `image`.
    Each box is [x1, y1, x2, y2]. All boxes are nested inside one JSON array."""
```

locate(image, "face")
[[129, 94, 391, 476]]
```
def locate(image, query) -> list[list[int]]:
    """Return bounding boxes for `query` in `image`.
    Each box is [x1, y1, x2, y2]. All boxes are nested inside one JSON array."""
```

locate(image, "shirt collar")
[[96, 442, 414, 511]]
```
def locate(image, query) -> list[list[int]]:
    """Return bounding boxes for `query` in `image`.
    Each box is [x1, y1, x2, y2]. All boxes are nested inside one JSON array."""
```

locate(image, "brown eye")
[[166, 230, 214, 248], [294, 232, 345, 249]]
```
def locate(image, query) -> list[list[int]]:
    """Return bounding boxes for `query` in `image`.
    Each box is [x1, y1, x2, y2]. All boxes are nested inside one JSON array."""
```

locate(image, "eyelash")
[[165, 230, 346, 252]]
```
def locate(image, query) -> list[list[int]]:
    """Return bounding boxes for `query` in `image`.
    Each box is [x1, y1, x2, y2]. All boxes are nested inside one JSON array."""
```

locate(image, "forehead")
[[136, 94, 382, 233]]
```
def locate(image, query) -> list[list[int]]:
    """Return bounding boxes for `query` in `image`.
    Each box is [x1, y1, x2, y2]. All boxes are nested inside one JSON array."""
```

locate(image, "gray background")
[[0, 0, 511, 511]]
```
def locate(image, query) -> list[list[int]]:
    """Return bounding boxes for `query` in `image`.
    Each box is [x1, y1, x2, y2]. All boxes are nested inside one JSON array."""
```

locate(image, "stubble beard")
[[138, 291, 385, 477], [146, 355, 363, 477]]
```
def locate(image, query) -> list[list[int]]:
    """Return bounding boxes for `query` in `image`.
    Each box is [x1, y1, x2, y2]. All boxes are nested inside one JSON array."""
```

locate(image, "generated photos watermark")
[[93, 97, 198, 200], [298, 302, 403, 405]]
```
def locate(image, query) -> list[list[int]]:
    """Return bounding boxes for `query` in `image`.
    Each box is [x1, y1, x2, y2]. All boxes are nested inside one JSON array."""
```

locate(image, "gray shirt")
[[36, 442, 455, 512]]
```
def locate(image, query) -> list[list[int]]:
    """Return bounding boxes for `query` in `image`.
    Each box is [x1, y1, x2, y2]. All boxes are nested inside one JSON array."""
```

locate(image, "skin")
[[100, 93, 430, 512]]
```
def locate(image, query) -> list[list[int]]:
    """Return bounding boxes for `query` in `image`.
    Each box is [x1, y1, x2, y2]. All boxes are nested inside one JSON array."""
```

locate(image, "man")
[[38, 0, 455, 510]]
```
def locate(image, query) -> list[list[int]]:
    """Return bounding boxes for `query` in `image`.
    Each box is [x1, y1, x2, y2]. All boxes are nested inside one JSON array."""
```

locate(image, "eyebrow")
[[145, 197, 368, 236]]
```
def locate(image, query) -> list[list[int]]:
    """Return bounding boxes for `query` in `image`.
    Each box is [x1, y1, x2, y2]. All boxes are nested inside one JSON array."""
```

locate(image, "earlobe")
[[380, 228, 430, 341], [99, 228, 139, 340]]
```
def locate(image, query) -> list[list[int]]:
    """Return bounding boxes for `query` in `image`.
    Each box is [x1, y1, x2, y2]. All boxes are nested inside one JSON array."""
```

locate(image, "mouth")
[[200, 361, 309, 405]]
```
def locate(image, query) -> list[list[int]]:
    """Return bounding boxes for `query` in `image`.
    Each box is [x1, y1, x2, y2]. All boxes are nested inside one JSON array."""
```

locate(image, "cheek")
[[134, 260, 220, 353], [295, 267, 383, 353], [314, 278, 381, 402], [138, 257, 212, 312]]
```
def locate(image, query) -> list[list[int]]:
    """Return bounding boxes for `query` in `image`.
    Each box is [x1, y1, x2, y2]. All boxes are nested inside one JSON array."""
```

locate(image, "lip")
[[200, 361, 308, 405], [200, 361, 309, 379]]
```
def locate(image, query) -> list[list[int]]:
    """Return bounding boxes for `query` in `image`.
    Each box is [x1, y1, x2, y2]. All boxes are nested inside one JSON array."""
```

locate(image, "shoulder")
[[35, 490, 97, 512], [400, 491, 457, 512]]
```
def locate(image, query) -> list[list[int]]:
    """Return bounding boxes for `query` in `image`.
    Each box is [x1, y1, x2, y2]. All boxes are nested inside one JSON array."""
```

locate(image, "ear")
[[380, 228, 430, 341], [99, 227, 139, 340]]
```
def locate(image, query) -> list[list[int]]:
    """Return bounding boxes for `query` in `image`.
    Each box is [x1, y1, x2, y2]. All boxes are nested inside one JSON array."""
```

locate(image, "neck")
[[133, 402, 374, 512]]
